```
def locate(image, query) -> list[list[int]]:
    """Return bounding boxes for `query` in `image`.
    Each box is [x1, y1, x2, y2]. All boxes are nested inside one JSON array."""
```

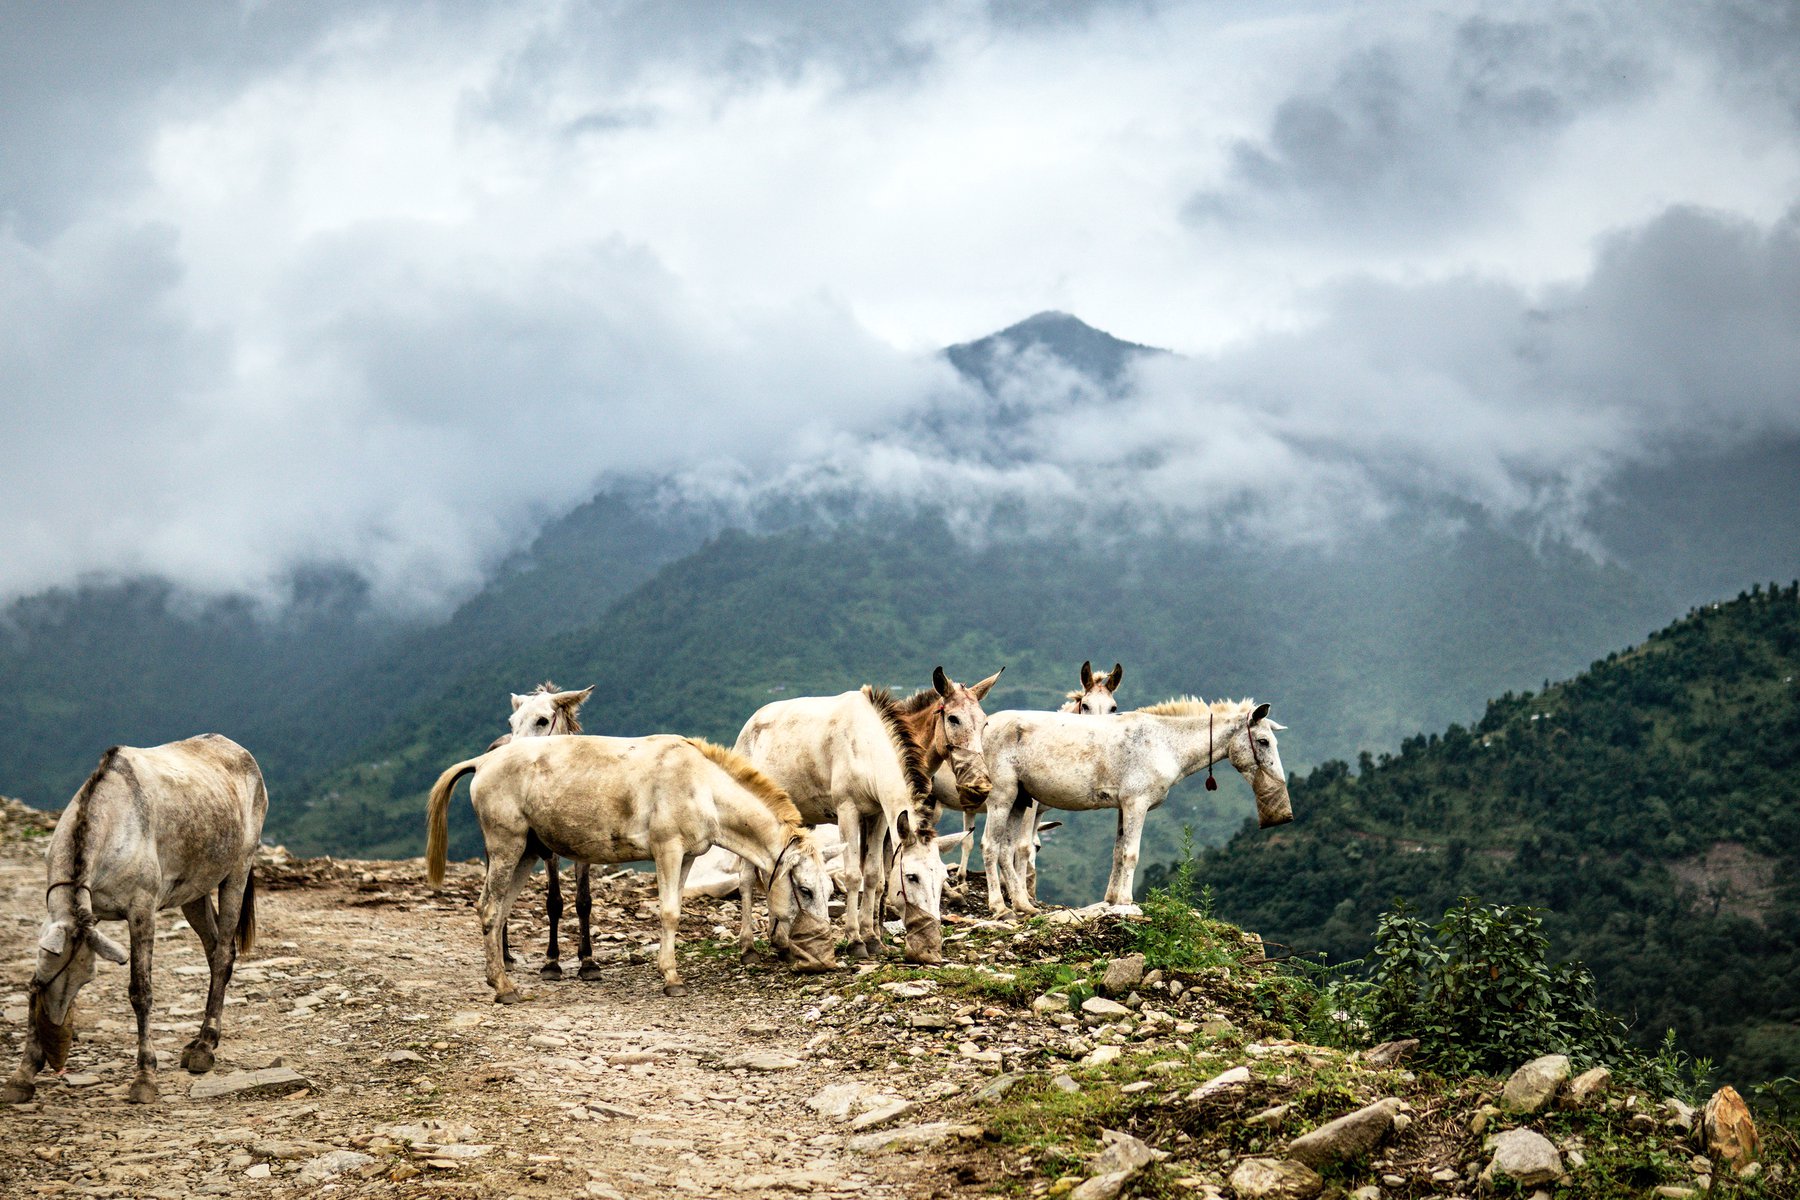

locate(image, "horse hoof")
[[662, 983, 687, 998], [905, 952, 945, 966], [539, 962, 564, 982], [845, 941, 870, 961], [0, 1082, 34, 1104], [181, 1044, 215, 1074], [494, 989, 521, 1005], [578, 962, 604, 982], [126, 1078, 159, 1105], [862, 937, 883, 959]]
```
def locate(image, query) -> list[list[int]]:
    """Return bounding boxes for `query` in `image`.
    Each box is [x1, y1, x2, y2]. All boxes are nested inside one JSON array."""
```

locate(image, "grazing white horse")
[[3, 736, 267, 1106], [428, 736, 835, 1000], [490, 684, 594, 980], [981, 698, 1292, 915], [734, 668, 999, 964]]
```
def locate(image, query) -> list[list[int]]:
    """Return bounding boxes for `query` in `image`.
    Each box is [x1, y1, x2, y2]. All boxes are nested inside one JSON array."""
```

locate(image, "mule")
[[3, 735, 267, 1105], [981, 698, 1292, 915], [733, 667, 1000, 964], [427, 735, 834, 1000], [489, 684, 594, 981]]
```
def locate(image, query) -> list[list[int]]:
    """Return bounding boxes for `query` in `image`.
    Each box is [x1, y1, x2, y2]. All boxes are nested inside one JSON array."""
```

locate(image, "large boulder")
[[1285, 1098, 1403, 1169], [1228, 1157, 1323, 1199], [1703, 1086, 1760, 1169], [1483, 1127, 1563, 1187], [1564, 1066, 1612, 1107], [1499, 1054, 1571, 1113]]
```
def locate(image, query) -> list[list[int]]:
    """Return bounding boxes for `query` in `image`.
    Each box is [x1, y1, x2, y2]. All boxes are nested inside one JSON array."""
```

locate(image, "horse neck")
[[1162, 712, 1248, 780], [897, 704, 945, 773], [708, 785, 790, 876]]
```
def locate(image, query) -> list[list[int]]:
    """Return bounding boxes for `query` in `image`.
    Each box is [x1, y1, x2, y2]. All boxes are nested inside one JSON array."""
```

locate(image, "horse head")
[[931, 665, 1003, 804], [1227, 702, 1292, 827], [766, 831, 837, 973], [1064, 660, 1123, 714], [508, 683, 592, 740]]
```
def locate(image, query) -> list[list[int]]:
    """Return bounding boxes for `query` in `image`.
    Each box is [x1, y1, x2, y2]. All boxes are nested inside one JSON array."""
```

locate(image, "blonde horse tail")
[[426, 758, 482, 887]]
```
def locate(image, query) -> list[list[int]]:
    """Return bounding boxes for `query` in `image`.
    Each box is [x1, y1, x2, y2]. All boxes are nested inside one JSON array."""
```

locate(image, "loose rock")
[[1485, 1126, 1563, 1187], [1285, 1097, 1402, 1169], [1703, 1085, 1759, 1169], [1228, 1157, 1323, 1199], [1499, 1055, 1570, 1113]]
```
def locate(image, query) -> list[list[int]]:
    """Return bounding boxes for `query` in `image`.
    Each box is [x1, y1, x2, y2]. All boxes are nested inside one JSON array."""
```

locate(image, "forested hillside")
[[1182, 585, 1800, 1084], [279, 511, 1670, 904]]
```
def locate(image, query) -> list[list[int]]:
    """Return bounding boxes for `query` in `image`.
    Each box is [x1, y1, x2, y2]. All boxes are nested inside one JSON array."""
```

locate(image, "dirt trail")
[[0, 830, 989, 1199]]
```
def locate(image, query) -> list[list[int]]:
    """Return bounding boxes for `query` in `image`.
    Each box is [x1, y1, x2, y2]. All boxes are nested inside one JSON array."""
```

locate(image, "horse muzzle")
[[31, 993, 76, 1073], [785, 913, 838, 973], [902, 903, 944, 966], [1254, 777, 1294, 828]]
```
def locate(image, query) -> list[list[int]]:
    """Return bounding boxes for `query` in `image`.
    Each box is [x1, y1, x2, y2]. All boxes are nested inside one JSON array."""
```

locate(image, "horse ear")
[[89, 928, 128, 964], [37, 920, 69, 957], [895, 809, 915, 842], [1270, 720, 1288, 731], [510, 693, 527, 712], [1106, 663, 1123, 691], [932, 666, 952, 698], [935, 830, 972, 854], [1250, 702, 1271, 726], [1037, 820, 1064, 834], [557, 687, 593, 710], [970, 667, 1004, 700], [1079, 661, 1095, 689]]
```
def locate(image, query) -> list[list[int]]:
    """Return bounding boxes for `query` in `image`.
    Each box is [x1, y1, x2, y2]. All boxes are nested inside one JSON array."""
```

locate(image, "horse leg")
[[0, 994, 46, 1102], [650, 842, 690, 997], [479, 839, 534, 1004], [575, 862, 601, 981], [1105, 797, 1152, 906], [836, 805, 866, 959], [540, 855, 564, 981], [980, 796, 1016, 917], [1001, 796, 1039, 916], [1026, 800, 1042, 905], [859, 816, 886, 958], [737, 859, 763, 965], [175, 895, 218, 1074], [184, 868, 248, 1075], [126, 903, 160, 1103]]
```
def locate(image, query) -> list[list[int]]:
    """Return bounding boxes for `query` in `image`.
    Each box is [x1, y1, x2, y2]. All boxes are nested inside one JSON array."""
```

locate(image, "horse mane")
[[61, 746, 119, 928], [862, 686, 932, 799], [685, 739, 803, 827], [1136, 696, 1256, 721]]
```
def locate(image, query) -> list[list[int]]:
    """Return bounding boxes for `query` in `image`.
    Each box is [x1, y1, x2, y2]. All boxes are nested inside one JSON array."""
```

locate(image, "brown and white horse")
[[3, 736, 267, 1105]]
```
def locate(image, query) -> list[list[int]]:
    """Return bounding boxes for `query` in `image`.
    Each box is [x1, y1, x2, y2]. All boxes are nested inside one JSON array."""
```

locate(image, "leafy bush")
[[1333, 896, 1709, 1094], [1134, 831, 1242, 972]]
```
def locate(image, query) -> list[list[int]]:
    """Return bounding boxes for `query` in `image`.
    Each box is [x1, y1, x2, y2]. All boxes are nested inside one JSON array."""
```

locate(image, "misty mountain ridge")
[[0, 311, 1794, 833]]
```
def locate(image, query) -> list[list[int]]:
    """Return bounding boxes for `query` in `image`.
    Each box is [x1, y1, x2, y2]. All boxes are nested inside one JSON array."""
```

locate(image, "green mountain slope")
[[279, 513, 1672, 908], [1185, 585, 1800, 1084]]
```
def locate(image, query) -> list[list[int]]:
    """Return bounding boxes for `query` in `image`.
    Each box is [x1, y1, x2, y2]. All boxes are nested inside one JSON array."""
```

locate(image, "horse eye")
[[947, 715, 961, 726], [798, 886, 813, 899], [535, 717, 549, 727], [906, 874, 921, 885]]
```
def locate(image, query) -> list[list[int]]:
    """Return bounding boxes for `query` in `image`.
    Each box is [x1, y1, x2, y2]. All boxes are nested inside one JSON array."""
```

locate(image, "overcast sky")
[[2, 1, 1796, 611]]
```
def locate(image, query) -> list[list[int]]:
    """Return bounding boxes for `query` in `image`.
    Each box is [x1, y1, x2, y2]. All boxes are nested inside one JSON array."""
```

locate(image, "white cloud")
[[0, 1, 1794, 611]]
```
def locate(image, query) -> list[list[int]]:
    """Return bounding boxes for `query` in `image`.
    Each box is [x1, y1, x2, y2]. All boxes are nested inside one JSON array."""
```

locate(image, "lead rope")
[[1205, 709, 1218, 791]]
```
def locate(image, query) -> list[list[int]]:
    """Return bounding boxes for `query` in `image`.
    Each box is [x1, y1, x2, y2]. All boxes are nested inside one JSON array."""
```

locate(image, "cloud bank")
[[0, 1, 1795, 611]]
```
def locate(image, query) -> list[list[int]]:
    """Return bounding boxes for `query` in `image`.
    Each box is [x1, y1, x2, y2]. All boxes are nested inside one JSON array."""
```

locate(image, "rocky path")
[[0, 831, 990, 1200]]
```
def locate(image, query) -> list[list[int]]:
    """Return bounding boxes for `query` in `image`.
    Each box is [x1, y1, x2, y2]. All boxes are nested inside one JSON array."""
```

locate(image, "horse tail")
[[426, 758, 483, 887], [236, 870, 257, 956]]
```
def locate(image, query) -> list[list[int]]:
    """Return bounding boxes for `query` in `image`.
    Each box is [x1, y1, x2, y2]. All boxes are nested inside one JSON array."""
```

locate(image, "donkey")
[[733, 667, 1000, 964], [981, 698, 1292, 915], [3, 735, 267, 1105], [942, 660, 1121, 893], [428, 735, 834, 1000], [490, 684, 594, 980]]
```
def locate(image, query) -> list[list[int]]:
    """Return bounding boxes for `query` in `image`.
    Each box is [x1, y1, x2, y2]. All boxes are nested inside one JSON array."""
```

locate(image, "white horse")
[[942, 660, 1122, 891], [491, 684, 593, 980], [981, 698, 1292, 915], [428, 735, 835, 1000], [733, 668, 1000, 963], [3, 735, 267, 1105]]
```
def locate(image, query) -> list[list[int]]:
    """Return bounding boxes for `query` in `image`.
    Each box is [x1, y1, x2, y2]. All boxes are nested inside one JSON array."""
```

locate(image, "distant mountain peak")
[[945, 311, 1165, 393]]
